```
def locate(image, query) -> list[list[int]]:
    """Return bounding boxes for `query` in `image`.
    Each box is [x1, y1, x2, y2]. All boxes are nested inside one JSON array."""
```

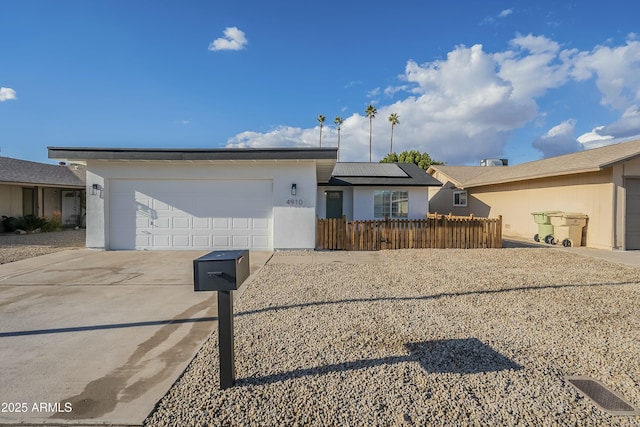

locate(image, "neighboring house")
[[317, 162, 442, 220], [47, 147, 442, 251], [427, 138, 640, 250], [0, 156, 86, 231]]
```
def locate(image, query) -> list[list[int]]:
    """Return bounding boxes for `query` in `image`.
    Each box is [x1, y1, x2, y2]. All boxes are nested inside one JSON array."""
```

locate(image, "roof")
[[48, 146, 338, 184], [323, 162, 442, 187], [48, 146, 337, 161], [0, 157, 85, 188], [429, 139, 640, 188]]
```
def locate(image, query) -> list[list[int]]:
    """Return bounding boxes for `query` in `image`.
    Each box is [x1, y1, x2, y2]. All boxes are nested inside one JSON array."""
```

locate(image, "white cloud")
[[577, 126, 615, 150], [533, 120, 581, 158], [208, 27, 248, 51], [577, 107, 640, 149], [366, 87, 380, 98], [0, 87, 17, 101], [344, 81, 362, 88], [571, 37, 640, 110], [498, 9, 513, 18], [225, 34, 640, 164], [227, 126, 320, 148], [495, 34, 572, 100], [228, 42, 536, 163]]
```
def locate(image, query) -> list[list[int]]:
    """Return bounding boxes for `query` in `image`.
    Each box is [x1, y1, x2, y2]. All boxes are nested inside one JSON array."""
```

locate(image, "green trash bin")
[[531, 211, 562, 243]]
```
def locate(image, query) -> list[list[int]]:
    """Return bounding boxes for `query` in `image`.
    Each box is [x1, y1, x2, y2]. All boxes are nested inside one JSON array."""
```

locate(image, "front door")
[[325, 191, 343, 219]]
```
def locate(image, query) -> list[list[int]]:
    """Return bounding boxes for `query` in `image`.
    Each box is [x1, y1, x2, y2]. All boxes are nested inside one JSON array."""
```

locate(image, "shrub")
[[13, 215, 47, 233], [2, 216, 18, 233], [41, 211, 63, 232]]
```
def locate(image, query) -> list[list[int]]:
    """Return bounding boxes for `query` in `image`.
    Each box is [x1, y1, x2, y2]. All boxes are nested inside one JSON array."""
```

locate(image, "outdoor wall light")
[[291, 183, 297, 196], [91, 184, 99, 195]]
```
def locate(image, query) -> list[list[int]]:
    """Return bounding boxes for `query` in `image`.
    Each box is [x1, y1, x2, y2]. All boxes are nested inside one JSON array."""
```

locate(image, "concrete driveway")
[[0, 249, 271, 426]]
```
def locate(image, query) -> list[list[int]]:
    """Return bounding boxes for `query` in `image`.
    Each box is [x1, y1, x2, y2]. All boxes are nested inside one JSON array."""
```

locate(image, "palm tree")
[[334, 116, 344, 161], [365, 104, 377, 162], [388, 113, 399, 154], [317, 115, 326, 147]]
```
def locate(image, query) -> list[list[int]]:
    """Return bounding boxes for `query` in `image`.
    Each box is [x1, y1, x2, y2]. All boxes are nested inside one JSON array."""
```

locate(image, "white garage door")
[[109, 180, 273, 250]]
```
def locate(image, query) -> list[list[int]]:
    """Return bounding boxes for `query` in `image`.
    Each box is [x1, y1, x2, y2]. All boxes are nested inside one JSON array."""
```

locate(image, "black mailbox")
[[193, 250, 250, 291]]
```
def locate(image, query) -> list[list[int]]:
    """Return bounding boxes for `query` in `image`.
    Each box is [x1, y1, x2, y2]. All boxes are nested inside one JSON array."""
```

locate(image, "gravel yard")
[[146, 248, 640, 426], [0, 229, 85, 264]]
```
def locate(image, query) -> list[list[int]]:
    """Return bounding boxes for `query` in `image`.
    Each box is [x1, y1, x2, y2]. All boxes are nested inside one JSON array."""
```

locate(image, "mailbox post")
[[194, 250, 250, 390]]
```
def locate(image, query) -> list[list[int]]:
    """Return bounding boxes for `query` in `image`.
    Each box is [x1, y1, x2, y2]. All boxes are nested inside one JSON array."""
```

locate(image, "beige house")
[[0, 156, 86, 231], [427, 139, 640, 250]]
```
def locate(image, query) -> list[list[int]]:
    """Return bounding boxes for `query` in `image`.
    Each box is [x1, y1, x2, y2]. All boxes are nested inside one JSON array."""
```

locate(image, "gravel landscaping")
[[0, 229, 85, 264], [146, 248, 640, 426]]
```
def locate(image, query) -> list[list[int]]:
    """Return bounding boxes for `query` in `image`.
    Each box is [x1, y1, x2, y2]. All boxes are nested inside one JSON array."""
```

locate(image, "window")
[[374, 190, 409, 218], [453, 191, 467, 207]]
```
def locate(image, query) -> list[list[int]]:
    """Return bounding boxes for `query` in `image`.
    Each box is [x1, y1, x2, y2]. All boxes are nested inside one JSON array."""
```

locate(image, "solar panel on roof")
[[333, 163, 408, 177]]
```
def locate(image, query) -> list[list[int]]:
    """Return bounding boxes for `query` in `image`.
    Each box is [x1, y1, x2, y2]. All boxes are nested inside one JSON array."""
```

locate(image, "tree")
[[388, 113, 399, 154], [334, 116, 344, 161], [365, 104, 377, 162], [317, 115, 326, 147], [380, 149, 444, 170]]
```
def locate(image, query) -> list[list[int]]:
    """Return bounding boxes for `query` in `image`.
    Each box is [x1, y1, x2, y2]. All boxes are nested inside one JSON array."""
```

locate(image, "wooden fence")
[[316, 214, 502, 250]]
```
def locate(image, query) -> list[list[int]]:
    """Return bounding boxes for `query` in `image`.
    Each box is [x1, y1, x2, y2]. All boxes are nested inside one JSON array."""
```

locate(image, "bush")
[[2, 216, 18, 233], [12, 215, 47, 233], [41, 211, 63, 232]]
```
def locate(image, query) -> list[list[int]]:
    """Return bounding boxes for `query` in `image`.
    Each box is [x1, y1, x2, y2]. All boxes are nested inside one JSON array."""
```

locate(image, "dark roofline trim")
[[48, 146, 338, 161], [319, 179, 442, 187], [0, 180, 84, 188]]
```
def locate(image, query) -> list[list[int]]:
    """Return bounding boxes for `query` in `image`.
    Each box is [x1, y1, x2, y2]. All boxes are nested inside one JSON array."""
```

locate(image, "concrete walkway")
[[0, 249, 271, 426], [562, 246, 640, 268], [503, 237, 640, 268]]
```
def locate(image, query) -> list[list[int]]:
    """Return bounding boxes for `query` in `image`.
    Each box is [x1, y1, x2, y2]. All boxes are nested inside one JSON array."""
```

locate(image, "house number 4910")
[[286, 199, 304, 206]]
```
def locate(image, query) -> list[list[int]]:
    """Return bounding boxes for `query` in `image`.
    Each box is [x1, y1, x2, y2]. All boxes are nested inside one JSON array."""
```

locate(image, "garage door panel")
[[213, 218, 229, 229], [192, 235, 210, 246], [193, 218, 209, 229], [152, 235, 169, 247], [110, 179, 272, 250], [172, 217, 190, 229], [253, 218, 269, 229], [153, 218, 170, 229], [232, 218, 249, 229], [152, 199, 171, 211], [213, 236, 229, 246], [232, 236, 249, 247], [136, 234, 150, 247], [171, 235, 190, 247], [627, 179, 640, 249]]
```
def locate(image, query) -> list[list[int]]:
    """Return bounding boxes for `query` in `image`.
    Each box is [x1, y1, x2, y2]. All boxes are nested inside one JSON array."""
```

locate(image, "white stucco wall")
[[316, 186, 354, 220], [85, 160, 318, 250], [353, 187, 429, 220]]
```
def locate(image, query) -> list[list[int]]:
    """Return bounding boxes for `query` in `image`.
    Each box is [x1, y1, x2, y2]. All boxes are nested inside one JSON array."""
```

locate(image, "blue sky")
[[2, 1, 640, 165]]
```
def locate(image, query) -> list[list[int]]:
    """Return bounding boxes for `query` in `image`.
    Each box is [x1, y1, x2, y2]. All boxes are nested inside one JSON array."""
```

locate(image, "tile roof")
[[429, 139, 640, 188], [0, 157, 86, 187], [323, 162, 442, 187]]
